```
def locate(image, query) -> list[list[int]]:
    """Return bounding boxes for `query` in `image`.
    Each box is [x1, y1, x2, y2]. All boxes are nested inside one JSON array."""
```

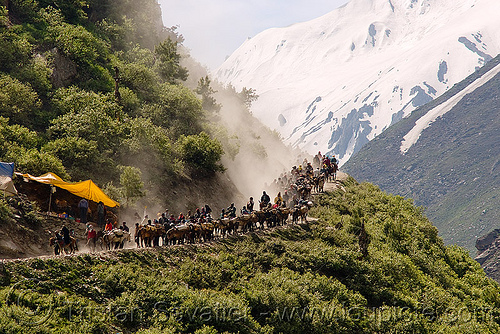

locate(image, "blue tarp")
[[0, 162, 14, 178]]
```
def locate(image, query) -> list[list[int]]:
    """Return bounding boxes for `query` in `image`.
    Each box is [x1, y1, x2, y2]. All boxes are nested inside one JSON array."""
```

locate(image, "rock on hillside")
[[475, 228, 500, 282]]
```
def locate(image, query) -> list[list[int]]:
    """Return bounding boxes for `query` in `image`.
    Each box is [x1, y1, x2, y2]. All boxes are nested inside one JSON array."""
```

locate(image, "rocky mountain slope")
[[216, 0, 500, 164], [343, 54, 500, 252]]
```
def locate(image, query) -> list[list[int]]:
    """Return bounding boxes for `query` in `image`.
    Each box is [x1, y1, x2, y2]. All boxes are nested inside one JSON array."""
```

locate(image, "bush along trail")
[[1, 174, 500, 333]]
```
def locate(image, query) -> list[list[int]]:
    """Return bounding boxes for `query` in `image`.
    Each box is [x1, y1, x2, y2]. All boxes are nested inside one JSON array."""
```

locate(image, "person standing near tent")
[[97, 201, 106, 227], [78, 198, 88, 224]]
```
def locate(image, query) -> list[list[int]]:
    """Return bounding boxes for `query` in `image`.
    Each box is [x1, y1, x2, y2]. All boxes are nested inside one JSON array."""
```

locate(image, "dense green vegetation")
[[1, 178, 499, 333], [0, 0, 250, 207]]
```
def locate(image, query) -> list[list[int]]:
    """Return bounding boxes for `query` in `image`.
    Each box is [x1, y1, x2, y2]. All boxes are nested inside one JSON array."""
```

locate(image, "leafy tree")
[[0, 116, 39, 158], [95, 17, 134, 52], [43, 7, 113, 91], [0, 73, 41, 128], [154, 37, 188, 84], [49, 87, 123, 148], [87, 0, 166, 49], [120, 44, 156, 67], [240, 87, 259, 109], [0, 31, 32, 73], [118, 62, 160, 102], [38, 0, 88, 24], [177, 132, 225, 174], [6, 147, 69, 179], [6, 0, 39, 23], [48, 19, 107, 64], [117, 86, 140, 115], [121, 117, 180, 177], [0, 6, 8, 26], [142, 83, 203, 138], [195, 75, 221, 113], [13, 55, 53, 97], [119, 165, 145, 206], [42, 137, 101, 181]]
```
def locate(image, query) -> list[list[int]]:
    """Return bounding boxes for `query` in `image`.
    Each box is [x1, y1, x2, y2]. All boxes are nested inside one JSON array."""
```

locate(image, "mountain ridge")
[[216, 0, 500, 164], [343, 53, 500, 252]]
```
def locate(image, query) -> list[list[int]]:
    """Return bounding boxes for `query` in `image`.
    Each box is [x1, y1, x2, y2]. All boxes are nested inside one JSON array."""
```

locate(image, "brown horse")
[[198, 222, 215, 242], [102, 229, 131, 250], [236, 214, 254, 233], [313, 174, 325, 193], [166, 225, 191, 244], [275, 207, 291, 225], [292, 202, 312, 224], [136, 225, 157, 247], [49, 236, 77, 255], [214, 218, 237, 238]]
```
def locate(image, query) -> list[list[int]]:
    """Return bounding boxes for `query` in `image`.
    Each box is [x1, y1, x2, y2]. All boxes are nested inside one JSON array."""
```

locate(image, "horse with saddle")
[[102, 228, 131, 250], [49, 234, 78, 255]]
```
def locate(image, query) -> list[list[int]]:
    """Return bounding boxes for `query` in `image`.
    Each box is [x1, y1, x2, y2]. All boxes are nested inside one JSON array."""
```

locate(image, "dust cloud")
[[183, 52, 309, 208]]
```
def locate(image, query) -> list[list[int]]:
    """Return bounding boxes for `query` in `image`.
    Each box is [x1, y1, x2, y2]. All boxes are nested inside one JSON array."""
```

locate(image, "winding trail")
[[2, 172, 349, 263]]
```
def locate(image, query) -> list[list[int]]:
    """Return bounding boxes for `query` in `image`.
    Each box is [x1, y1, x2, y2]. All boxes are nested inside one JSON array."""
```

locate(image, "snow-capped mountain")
[[216, 0, 500, 164]]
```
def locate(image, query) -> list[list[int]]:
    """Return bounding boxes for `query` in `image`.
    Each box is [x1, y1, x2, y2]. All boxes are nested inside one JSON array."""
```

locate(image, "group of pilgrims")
[[76, 153, 340, 252]]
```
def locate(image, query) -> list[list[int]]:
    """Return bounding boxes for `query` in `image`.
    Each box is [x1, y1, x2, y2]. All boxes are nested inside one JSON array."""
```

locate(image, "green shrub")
[[42, 137, 100, 181], [7, 147, 69, 179], [177, 132, 225, 174], [0, 199, 12, 223], [0, 74, 41, 127], [0, 31, 32, 72]]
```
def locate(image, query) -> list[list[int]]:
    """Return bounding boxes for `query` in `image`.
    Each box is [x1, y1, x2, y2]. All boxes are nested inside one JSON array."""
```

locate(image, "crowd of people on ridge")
[[52, 153, 340, 253]]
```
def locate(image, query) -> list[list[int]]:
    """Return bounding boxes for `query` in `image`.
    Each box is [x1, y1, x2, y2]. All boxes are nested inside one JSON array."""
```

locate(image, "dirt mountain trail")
[[1, 171, 350, 262], [322, 171, 349, 192]]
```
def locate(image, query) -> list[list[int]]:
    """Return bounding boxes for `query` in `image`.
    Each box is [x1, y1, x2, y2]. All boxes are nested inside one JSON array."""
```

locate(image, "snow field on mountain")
[[217, 0, 500, 164]]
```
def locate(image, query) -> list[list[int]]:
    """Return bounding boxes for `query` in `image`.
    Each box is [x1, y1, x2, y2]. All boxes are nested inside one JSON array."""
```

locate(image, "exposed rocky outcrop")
[[48, 48, 78, 88], [475, 228, 500, 282]]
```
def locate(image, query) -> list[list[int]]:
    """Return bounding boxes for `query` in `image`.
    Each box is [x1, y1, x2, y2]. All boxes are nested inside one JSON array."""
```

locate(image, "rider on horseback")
[[261, 191, 270, 206], [104, 219, 114, 232], [61, 225, 70, 245], [247, 197, 254, 212], [227, 203, 237, 218]]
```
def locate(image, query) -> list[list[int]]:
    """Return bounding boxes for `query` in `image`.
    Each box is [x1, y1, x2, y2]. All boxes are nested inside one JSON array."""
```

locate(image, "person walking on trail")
[[86, 224, 97, 252], [78, 198, 88, 224]]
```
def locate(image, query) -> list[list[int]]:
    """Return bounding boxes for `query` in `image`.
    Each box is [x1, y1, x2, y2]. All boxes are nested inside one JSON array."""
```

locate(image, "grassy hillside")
[[343, 54, 500, 252], [1, 178, 499, 333]]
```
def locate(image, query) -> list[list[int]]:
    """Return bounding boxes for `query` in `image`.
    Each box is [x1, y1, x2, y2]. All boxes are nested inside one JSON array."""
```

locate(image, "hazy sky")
[[158, 0, 349, 71]]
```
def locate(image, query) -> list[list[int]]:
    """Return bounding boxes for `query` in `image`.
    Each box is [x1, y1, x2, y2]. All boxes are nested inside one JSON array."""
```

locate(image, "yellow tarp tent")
[[16, 172, 119, 207]]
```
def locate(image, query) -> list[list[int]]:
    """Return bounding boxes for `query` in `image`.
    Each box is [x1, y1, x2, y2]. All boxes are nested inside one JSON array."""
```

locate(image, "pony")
[[49, 236, 77, 255]]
